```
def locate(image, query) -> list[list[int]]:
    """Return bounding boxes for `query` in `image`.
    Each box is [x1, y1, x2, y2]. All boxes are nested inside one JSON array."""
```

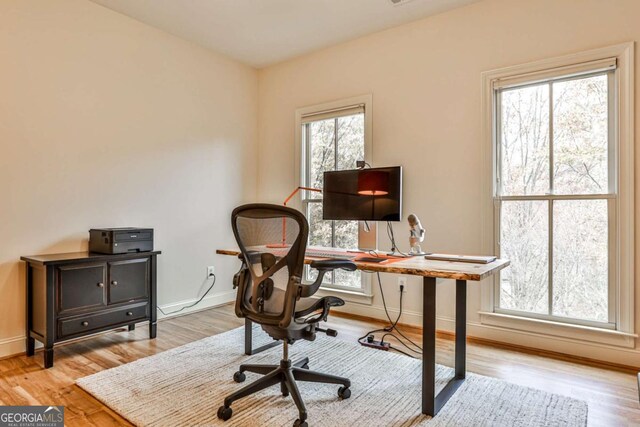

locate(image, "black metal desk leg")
[[422, 276, 437, 416], [455, 279, 467, 380], [422, 277, 467, 417], [244, 318, 253, 355], [244, 318, 279, 356]]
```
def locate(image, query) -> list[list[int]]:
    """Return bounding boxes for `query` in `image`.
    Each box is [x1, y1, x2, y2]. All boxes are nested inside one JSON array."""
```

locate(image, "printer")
[[89, 228, 154, 254]]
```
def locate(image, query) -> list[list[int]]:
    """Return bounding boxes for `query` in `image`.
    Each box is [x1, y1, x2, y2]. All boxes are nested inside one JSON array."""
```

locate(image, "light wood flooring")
[[0, 304, 638, 426]]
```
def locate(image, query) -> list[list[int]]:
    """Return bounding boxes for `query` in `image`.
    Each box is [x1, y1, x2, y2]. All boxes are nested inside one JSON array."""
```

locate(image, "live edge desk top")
[[217, 247, 508, 417], [215, 248, 509, 282]]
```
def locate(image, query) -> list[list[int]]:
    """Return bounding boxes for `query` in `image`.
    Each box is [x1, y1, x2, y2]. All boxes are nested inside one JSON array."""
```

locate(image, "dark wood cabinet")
[[21, 251, 160, 368]]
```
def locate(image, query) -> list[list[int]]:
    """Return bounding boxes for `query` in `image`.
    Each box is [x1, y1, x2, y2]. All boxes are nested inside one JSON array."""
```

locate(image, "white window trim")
[[480, 43, 634, 347], [294, 94, 374, 299]]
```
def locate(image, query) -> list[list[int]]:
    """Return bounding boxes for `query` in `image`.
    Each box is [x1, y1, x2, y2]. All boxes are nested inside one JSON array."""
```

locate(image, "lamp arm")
[[283, 186, 322, 206], [280, 186, 322, 247]]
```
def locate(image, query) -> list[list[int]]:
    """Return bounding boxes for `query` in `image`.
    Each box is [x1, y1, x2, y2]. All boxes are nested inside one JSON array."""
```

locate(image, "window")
[[496, 69, 615, 327], [296, 95, 372, 293], [481, 44, 634, 342]]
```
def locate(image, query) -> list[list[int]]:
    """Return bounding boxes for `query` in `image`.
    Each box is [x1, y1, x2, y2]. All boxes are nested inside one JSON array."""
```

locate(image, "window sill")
[[479, 311, 637, 348], [315, 287, 373, 305]]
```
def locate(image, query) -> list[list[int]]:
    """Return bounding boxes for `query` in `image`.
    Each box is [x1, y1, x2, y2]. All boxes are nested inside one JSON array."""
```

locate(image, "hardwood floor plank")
[[0, 304, 637, 426]]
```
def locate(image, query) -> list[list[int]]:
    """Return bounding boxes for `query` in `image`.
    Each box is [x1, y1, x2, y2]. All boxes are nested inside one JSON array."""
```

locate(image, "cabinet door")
[[56, 263, 107, 315], [108, 258, 149, 304]]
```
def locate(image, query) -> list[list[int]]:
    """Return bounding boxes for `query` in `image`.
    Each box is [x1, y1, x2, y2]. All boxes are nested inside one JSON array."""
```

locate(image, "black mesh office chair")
[[217, 204, 356, 427]]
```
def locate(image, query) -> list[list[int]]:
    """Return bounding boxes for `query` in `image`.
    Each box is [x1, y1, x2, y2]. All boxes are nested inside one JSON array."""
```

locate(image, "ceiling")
[[89, 0, 480, 68]]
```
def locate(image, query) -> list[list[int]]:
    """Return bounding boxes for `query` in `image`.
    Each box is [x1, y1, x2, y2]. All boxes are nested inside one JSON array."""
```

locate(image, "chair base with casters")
[[217, 341, 351, 427]]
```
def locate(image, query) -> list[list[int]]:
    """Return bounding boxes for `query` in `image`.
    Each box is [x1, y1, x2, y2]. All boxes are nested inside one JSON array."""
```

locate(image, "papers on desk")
[[425, 253, 497, 264]]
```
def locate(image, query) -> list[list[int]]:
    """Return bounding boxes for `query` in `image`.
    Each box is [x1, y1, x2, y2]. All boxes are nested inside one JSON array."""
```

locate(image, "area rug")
[[77, 326, 588, 426]]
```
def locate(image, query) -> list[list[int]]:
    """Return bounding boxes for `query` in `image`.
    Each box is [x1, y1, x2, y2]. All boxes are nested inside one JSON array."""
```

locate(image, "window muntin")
[[302, 112, 365, 290], [495, 70, 616, 328]]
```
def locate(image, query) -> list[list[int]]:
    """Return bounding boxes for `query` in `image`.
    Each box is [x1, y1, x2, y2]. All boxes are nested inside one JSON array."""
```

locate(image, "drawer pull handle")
[[97, 282, 104, 288], [81, 321, 89, 327], [126, 311, 133, 316], [111, 281, 118, 286]]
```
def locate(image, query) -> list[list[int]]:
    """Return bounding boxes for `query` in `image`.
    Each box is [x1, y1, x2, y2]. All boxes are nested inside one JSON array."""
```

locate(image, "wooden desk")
[[217, 248, 509, 417]]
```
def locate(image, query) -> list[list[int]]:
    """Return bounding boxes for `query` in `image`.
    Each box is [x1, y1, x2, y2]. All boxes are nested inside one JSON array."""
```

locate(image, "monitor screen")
[[322, 166, 402, 221]]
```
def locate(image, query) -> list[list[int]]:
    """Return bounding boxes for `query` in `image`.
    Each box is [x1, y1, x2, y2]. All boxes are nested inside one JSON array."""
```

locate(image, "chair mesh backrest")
[[232, 204, 308, 322]]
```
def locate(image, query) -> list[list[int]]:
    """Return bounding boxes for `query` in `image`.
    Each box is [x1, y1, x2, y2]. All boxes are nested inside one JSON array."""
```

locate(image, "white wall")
[[0, 0, 257, 357], [3, 0, 638, 367], [257, 0, 640, 366]]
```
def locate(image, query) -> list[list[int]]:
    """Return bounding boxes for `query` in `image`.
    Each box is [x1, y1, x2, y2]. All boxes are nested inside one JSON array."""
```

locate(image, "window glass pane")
[[336, 114, 365, 170], [308, 202, 332, 247], [500, 200, 549, 314], [500, 84, 550, 196], [334, 269, 361, 289], [308, 119, 336, 190], [553, 199, 608, 322], [335, 220, 358, 249], [334, 218, 361, 288], [335, 219, 358, 252], [553, 74, 609, 195], [306, 202, 332, 283]]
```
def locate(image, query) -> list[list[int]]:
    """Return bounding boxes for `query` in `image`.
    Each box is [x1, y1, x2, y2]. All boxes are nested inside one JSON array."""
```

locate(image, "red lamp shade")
[[357, 170, 389, 196]]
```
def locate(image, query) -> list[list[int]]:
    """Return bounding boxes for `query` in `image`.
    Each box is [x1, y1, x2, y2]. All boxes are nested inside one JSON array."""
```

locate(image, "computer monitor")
[[322, 166, 402, 221]]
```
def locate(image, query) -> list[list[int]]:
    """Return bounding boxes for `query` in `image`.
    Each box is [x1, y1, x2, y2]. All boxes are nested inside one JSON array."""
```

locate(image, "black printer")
[[89, 228, 154, 254]]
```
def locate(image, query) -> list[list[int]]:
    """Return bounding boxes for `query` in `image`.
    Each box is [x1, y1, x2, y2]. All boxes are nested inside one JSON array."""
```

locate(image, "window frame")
[[494, 70, 617, 330], [294, 94, 374, 296], [480, 43, 635, 347]]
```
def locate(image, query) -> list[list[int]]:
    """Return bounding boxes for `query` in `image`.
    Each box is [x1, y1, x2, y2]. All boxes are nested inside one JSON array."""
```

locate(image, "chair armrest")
[[309, 259, 357, 272]]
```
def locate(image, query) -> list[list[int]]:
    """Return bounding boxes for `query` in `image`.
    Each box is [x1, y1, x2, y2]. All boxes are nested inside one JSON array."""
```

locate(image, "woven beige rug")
[[77, 326, 587, 426]]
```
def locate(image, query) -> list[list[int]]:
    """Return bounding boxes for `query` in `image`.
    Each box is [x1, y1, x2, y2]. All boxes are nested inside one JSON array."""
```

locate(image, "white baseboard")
[[331, 300, 423, 326], [157, 290, 237, 320], [0, 290, 238, 360], [334, 302, 640, 368], [0, 335, 30, 359], [442, 316, 640, 369]]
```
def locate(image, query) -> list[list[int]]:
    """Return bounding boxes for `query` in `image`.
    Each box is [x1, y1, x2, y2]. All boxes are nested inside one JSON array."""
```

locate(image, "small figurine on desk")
[[408, 213, 427, 255]]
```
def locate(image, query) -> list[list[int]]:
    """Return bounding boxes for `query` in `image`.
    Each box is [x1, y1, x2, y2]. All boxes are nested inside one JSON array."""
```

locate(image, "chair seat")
[[263, 288, 344, 319]]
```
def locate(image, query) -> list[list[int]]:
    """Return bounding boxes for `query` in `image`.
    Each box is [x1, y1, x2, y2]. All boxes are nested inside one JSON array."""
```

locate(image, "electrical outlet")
[[207, 266, 215, 277], [398, 276, 407, 292]]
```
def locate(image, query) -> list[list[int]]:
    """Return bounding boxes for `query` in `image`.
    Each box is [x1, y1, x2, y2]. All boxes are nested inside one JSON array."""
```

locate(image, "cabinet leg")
[[128, 324, 136, 331], [149, 322, 157, 339], [26, 337, 35, 357], [44, 347, 54, 369]]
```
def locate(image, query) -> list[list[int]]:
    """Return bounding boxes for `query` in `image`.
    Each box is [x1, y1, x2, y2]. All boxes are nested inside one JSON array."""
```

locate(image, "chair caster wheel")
[[293, 419, 307, 427], [233, 371, 246, 383], [217, 406, 232, 421], [338, 386, 351, 399]]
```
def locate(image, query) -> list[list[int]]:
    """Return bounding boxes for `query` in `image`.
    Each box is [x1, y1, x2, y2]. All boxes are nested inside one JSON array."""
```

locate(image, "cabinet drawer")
[[58, 304, 148, 338], [108, 258, 149, 304], [56, 263, 107, 315]]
